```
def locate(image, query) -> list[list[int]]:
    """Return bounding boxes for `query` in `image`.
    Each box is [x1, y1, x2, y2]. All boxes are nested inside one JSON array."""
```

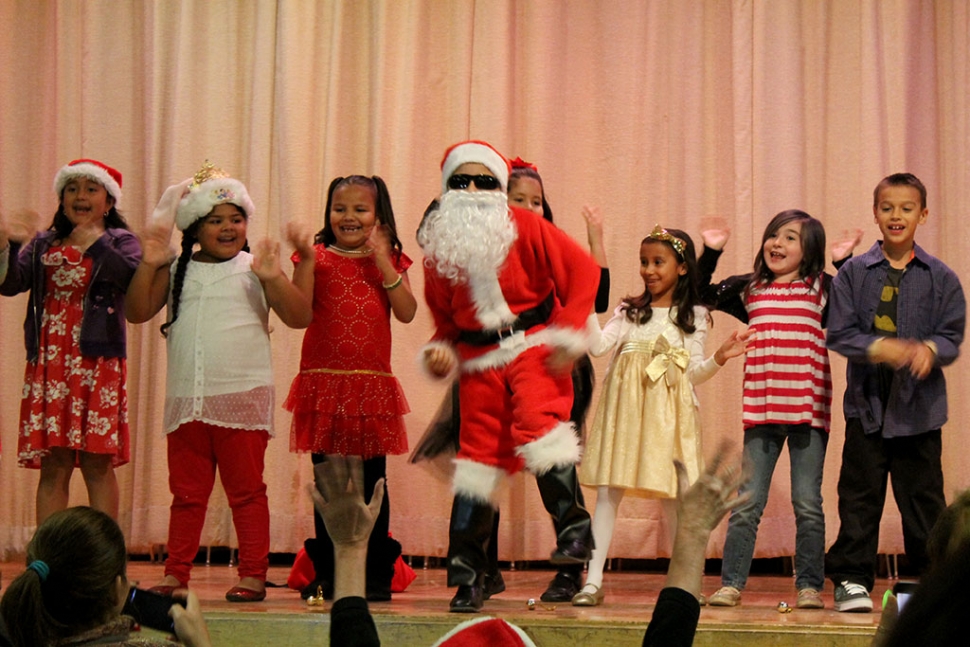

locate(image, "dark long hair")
[[747, 209, 826, 295], [317, 175, 403, 259], [0, 507, 128, 647], [508, 165, 554, 222], [621, 228, 704, 334]]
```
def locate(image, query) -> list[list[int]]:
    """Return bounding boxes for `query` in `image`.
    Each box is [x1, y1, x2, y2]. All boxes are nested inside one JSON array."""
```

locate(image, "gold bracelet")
[[383, 274, 403, 290]]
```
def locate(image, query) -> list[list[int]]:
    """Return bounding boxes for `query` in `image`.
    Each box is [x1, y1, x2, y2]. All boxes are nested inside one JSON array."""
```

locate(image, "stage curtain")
[[1, 0, 969, 564]]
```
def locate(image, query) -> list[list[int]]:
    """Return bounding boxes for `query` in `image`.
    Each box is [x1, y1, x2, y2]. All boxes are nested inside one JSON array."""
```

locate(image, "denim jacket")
[[0, 228, 142, 361]]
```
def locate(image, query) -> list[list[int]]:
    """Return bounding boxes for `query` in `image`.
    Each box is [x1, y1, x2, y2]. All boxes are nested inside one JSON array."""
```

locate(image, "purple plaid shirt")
[[827, 241, 965, 437]]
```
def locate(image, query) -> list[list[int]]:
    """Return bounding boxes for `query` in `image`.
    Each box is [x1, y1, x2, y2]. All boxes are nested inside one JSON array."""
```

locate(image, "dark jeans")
[[825, 419, 946, 592]]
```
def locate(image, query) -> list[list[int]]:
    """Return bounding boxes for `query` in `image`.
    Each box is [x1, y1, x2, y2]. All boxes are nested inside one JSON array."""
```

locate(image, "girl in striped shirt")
[[699, 210, 859, 610]]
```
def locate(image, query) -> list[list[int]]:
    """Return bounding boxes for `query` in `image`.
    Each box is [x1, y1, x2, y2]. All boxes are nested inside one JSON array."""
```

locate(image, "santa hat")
[[175, 160, 255, 231], [53, 159, 123, 208], [432, 617, 536, 647], [440, 140, 511, 193]]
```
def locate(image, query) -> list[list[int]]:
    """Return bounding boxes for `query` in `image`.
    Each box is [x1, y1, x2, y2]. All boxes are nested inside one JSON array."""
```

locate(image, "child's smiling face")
[[640, 240, 685, 307], [195, 203, 248, 263], [762, 219, 805, 283], [329, 183, 377, 250], [874, 184, 926, 252], [60, 177, 113, 231]]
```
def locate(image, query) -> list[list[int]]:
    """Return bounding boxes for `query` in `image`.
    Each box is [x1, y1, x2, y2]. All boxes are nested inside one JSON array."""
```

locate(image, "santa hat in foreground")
[[175, 160, 255, 231], [53, 158, 123, 208], [440, 140, 511, 193], [431, 616, 536, 647]]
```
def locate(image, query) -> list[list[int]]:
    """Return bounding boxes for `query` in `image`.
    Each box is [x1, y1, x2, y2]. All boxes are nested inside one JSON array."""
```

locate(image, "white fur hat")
[[175, 161, 254, 231], [53, 158, 123, 208], [440, 140, 511, 193]]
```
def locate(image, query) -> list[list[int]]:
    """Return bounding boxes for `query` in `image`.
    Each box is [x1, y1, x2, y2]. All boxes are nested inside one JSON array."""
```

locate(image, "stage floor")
[[1, 560, 886, 646]]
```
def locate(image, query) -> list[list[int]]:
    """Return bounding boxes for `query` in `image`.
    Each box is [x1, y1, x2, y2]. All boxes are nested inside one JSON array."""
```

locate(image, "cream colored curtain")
[[1, 0, 969, 563]]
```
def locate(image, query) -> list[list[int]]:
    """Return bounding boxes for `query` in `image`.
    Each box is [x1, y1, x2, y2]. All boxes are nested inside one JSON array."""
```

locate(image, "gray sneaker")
[[833, 581, 872, 612]]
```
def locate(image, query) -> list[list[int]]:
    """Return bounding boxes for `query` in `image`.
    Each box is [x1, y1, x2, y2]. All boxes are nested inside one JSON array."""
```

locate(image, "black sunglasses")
[[446, 174, 501, 191]]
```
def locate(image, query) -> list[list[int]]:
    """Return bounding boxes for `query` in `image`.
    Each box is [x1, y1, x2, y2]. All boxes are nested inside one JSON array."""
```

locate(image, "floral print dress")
[[18, 244, 129, 468]]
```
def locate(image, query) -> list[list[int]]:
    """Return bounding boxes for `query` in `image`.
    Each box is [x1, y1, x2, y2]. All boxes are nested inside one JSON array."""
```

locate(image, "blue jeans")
[[720, 424, 827, 591]]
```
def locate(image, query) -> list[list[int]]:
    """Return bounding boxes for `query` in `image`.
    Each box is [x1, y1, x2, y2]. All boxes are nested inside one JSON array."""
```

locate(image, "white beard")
[[417, 190, 517, 285]]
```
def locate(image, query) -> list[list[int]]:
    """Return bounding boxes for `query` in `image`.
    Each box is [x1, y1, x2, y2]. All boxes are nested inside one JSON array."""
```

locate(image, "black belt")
[[458, 293, 555, 347]]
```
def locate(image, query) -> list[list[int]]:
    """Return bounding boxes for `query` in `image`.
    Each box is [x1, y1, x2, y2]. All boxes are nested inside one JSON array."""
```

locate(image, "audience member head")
[[0, 507, 128, 647]]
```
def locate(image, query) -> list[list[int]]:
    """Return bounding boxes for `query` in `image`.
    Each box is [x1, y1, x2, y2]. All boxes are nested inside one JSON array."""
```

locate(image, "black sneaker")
[[540, 570, 581, 602], [833, 581, 872, 612]]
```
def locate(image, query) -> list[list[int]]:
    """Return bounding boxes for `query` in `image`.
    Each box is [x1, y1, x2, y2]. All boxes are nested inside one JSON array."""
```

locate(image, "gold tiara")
[[647, 224, 686, 257], [188, 160, 230, 190]]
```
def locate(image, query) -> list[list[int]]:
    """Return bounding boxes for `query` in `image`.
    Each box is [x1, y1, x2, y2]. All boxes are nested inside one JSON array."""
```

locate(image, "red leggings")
[[164, 421, 270, 584]]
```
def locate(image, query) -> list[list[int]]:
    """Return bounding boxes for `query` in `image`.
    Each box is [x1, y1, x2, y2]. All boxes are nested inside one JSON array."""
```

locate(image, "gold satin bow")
[[644, 336, 689, 386]]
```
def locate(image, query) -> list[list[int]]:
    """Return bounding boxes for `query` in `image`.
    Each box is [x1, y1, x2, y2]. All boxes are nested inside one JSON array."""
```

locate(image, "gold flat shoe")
[[571, 584, 605, 607]]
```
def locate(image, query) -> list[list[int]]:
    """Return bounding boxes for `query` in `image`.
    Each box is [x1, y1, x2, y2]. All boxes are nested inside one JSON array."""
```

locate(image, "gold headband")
[[647, 224, 686, 257]]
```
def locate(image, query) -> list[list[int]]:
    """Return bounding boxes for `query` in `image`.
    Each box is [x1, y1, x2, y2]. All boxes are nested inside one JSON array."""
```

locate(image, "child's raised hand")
[[424, 346, 457, 378], [366, 223, 392, 260], [582, 205, 604, 242], [713, 329, 755, 365], [285, 221, 315, 260], [5, 208, 40, 244], [830, 228, 864, 262], [139, 223, 177, 268], [700, 216, 731, 251], [251, 238, 283, 281]]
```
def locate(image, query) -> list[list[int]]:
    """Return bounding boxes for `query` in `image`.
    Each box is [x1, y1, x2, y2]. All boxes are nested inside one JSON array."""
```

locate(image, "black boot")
[[535, 463, 594, 564], [447, 495, 495, 613], [540, 564, 583, 602], [482, 510, 506, 599]]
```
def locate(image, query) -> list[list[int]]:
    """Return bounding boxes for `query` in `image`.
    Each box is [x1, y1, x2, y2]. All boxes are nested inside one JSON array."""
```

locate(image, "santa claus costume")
[[418, 141, 600, 612]]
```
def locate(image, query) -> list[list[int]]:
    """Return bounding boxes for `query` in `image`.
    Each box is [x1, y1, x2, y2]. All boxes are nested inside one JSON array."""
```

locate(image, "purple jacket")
[[0, 228, 142, 361], [826, 241, 965, 437]]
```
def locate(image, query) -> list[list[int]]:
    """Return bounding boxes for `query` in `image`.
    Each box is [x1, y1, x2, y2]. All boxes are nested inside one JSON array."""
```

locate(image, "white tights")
[[582, 486, 678, 589]]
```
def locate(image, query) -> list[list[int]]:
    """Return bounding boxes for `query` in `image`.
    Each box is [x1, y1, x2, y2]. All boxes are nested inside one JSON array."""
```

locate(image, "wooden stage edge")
[[1, 560, 886, 646]]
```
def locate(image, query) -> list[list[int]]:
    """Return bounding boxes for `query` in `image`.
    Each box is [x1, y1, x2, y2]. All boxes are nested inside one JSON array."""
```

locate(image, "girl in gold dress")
[[572, 226, 751, 606]]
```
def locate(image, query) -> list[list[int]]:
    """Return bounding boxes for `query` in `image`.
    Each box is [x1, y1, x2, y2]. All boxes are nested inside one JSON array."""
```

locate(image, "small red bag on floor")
[[390, 551, 416, 593], [287, 547, 314, 590]]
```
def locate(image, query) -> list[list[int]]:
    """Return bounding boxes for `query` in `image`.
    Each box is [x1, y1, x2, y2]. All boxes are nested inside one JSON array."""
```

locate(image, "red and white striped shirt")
[[742, 275, 831, 431]]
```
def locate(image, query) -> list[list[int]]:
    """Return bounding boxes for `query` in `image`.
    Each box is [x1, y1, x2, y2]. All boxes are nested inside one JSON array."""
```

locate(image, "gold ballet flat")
[[571, 584, 605, 607]]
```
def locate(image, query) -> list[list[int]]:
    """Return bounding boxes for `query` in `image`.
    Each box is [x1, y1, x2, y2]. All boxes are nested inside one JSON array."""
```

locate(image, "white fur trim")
[[516, 422, 582, 475], [531, 324, 590, 357], [459, 324, 590, 374], [466, 270, 516, 329], [452, 459, 505, 505], [175, 177, 255, 231], [419, 341, 460, 379], [53, 161, 122, 207], [441, 141, 510, 193]]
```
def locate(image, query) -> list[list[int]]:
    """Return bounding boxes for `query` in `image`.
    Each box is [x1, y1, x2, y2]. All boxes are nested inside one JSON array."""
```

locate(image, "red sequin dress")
[[284, 247, 411, 458], [18, 245, 129, 468]]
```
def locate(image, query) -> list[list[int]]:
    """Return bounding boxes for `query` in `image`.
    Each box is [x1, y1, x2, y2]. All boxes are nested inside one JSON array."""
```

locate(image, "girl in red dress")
[[0, 159, 140, 524], [285, 175, 417, 601]]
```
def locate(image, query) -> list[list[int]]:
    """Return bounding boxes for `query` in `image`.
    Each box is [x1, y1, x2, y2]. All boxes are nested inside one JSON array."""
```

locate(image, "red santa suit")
[[423, 206, 600, 502]]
